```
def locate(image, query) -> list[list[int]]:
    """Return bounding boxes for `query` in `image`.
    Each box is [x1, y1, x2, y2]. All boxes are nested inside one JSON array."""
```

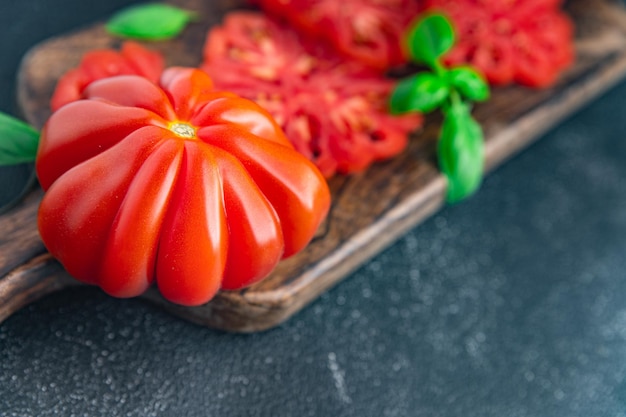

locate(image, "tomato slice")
[[425, 0, 574, 87], [252, 0, 420, 71], [50, 41, 164, 111], [202, 12, 422, 177]]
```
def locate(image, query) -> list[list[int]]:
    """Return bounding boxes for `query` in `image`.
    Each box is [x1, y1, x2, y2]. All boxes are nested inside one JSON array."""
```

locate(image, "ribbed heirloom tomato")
[[36, 67, 330, 306]]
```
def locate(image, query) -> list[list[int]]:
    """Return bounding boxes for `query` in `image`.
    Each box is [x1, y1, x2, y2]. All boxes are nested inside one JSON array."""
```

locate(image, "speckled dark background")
[[2, 1, 626, 416]]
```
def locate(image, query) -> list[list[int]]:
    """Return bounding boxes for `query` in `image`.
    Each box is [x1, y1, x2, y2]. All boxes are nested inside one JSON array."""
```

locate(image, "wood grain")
[[2, 0, 626, 332]]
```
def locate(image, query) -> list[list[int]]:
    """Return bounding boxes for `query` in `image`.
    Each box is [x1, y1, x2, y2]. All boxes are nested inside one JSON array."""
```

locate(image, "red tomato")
[[202, 12, 422, 177], [50, 41, 164, 111], [252, 0, 420, 70], [37, 68, 330, 306], [424, 0, 574, 87]]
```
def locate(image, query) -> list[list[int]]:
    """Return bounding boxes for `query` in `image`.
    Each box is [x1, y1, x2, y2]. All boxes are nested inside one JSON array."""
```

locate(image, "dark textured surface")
[[3, 1, 626, 416]]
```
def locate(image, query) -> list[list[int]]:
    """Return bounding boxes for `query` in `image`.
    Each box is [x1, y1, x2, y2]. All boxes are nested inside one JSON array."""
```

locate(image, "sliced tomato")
[[424, 0, 574, 88], [50, 41, 164, 111], [252, 0, 421, 71], [202, 12, 422, 178]]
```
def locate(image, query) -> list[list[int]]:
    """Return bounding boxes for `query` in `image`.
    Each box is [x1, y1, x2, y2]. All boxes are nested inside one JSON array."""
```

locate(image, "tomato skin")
[[202, 12, 422, 178], [37, 68, 330, 306], [424, 0, 574, 87], [215, 148, 284, 290], [50, 41, 164, 111], [154, 142, 229, 305]]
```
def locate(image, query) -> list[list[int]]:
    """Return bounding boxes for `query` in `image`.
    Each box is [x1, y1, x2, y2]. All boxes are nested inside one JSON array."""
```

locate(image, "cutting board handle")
[[0, 190, 78, 323], [0, 253, 77, 322]]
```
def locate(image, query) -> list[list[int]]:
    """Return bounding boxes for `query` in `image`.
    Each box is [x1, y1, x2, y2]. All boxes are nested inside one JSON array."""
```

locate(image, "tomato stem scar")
[[169, 122, 196, 139]]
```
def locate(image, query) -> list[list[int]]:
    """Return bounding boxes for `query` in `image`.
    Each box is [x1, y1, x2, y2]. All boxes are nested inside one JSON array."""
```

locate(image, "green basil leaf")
[[390, 73, 449, 114], [0, 112, 40, 166], [448, 67, 490, 102], [106, 3, 197, 40], [438, 104, 484, 203], [406, 13, 455, 66]]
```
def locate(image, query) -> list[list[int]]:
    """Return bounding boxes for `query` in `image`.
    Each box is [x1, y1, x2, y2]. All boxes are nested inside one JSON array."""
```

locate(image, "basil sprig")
[[106, 3, 198, 40], [0, 112, 39, 165], [391, 14, 489, 203], [0, 111, 39, 212]]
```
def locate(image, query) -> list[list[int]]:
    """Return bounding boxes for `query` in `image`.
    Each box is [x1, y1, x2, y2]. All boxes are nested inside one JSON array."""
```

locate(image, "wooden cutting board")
[[2, 0, 626, 332]]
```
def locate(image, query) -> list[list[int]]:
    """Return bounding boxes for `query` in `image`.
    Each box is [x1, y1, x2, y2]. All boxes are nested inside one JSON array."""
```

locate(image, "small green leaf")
[[448, 67, 490, 102], [0, 112, 40, 166], [106, 3, 197, 40], [438, 104, 484, 203], [390, 73, 450, 114], [406, 13, 455, 66]]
